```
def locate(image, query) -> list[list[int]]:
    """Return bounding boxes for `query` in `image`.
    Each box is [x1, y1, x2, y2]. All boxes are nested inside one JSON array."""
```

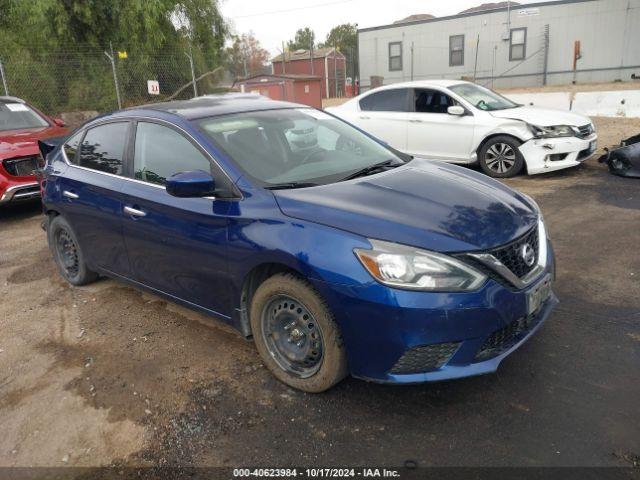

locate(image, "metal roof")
[[236, 73, 323, 83], [124, 93, 305, 120], [358, 0, 599, 33], [366, 79, 470, 90], [0, 96, 25, 104], [271, 47, 345, 63]]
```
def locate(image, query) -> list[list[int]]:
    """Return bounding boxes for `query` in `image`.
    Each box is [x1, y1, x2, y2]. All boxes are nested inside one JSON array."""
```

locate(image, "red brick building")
[[233, 74, 323, 109], [271, 48, 347, 99]]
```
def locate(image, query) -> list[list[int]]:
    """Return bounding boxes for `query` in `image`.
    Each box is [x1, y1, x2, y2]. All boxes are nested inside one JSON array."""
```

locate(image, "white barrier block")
[[503, 92, 572, 111], [572, 90, 640, 117]]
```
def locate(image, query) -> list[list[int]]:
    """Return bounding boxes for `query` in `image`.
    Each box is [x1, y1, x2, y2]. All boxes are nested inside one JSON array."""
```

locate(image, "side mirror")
[[447, 105, 465, 116], [166, 170, 216, 198], [53, 118, 66, 127]]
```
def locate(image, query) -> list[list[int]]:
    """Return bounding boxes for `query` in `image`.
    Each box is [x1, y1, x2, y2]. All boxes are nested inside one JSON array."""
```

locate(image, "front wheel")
[[250, 273, 348, 392], [478, 136, 525, 178]]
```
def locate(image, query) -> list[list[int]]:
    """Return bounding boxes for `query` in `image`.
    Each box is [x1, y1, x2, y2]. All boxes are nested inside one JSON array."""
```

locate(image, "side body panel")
[[120, 181, 234, 318], [46, 155, 130, 276]]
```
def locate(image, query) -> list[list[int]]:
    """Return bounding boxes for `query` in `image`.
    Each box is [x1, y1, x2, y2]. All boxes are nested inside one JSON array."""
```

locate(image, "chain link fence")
[[0, 47, 228, 119]]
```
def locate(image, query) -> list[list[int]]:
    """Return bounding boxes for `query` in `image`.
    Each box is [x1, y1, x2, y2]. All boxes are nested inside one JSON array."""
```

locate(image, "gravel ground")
[[0, 117, 639, 472]]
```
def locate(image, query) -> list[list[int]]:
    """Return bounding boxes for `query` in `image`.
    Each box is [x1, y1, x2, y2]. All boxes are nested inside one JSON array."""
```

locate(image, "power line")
[[230, 0, 356, 19]]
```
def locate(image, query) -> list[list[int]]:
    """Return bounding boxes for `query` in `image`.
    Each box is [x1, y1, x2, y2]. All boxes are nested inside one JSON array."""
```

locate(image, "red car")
[[0, 96, 68, 205]]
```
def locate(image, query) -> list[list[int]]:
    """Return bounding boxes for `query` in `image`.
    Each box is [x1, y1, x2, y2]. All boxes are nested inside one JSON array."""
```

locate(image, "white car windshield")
[[0, 101, 49, 131], [197, 108, 407, 187], [449, 83, 519, 111]]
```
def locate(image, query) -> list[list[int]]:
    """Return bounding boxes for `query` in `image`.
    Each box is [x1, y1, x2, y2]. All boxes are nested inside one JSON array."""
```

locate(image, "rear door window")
[[79, 122, 129, 175], [63, 131, 83, 164], [359, 89, 409, 112]]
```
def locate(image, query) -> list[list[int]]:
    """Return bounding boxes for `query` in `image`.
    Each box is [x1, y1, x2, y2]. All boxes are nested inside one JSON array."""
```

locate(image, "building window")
[[388, 42, 402, 71], [510, 27, 527, 61], [449, 35, 464, 67]]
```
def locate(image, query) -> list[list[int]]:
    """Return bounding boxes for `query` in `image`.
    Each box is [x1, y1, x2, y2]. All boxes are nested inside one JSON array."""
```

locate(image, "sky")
[[220, 0, 557, 56]]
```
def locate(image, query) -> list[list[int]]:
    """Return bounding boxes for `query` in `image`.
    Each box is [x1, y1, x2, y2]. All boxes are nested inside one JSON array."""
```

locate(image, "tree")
[[288, 27, 315, 51], [321, 23, 358, 79], [226, 32, 270, 78], [0, 0, 229, 111]]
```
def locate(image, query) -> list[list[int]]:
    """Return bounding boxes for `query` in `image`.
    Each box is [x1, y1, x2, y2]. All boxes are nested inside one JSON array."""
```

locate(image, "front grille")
[[487, 226, 539, 279], [575, 123, 594, 139], [577, 146, 594, 161], [390, 342, 460, 374], [3, 155, 42, 177], [475, 311, 543, 361], [458, 256, 512, 288]]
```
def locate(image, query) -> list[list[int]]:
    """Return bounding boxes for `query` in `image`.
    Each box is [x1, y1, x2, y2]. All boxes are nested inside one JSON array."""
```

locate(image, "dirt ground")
[[0, 117, 639, 473]]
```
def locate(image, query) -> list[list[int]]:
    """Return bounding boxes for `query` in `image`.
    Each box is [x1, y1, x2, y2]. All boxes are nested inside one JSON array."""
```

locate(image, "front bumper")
[[519, 134, 597, 175], [0, 181, 41, 205], [312, 240, 557, 384]]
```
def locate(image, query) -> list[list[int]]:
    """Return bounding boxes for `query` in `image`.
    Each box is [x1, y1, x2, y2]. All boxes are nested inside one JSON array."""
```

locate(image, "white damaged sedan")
[[326, 80, 597, 178]]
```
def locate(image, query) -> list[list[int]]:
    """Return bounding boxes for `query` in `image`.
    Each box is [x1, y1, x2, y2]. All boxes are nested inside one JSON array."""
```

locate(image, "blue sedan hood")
[[273, 160, 538, 252]]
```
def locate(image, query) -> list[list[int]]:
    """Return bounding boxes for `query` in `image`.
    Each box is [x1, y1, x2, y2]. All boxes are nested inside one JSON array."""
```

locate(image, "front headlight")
[[354, 239, 486, 292], [528, 124, 575, 138]]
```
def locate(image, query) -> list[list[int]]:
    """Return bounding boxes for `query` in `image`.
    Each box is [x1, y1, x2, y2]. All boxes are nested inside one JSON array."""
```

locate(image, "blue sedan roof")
[[127, 93, 306, 120]]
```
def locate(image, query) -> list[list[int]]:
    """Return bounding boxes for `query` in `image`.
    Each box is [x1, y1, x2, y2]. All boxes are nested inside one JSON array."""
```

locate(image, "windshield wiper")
[[340, 159, 400, 182], [265, 182, 319, 190]]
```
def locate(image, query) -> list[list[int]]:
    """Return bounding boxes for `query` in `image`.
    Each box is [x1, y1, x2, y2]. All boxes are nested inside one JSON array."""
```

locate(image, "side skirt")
[[94, 266, 244, 336]]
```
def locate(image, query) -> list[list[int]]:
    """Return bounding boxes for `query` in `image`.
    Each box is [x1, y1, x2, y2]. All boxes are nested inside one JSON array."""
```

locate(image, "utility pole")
[[282, 41, 286, 74], [334, 40, 338, 97], [310, 39, 315, 75], [185, 49, 198, 97], [491, 45, 497, 88], [0, 58, 8, 95], [410, 42, 414, 81], [104, 42, 122, 109], [542, 25, 550, 86], [473, 34, 480, 81]]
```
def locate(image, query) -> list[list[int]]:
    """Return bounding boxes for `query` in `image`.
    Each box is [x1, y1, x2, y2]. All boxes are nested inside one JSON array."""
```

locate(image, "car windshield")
[[449, 83, 519, 111], [196, 108, 406, 187], [0, 101, 49, 131]]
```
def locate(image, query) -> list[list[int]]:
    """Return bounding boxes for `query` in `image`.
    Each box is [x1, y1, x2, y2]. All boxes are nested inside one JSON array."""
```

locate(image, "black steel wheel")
[[47, 215, 99, 286], [479, 136, 525, 178], [250, 273, 348, 392], [55, 229, 80, 278], [260, 295, 324, 378]]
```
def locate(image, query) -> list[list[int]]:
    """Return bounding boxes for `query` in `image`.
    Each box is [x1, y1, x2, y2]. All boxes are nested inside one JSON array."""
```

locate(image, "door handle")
[[409, 119, 423, 123], [63, 190, 79, 199], [124, 206, 146, 218], [359, 116, 370, 120]]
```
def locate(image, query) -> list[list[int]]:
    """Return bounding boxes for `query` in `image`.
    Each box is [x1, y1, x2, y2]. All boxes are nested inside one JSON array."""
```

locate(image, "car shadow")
[[0, 200, 42, 223]]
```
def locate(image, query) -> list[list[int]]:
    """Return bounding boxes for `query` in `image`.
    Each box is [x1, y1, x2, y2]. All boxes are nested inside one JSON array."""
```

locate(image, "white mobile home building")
[[357, 0, 640, 90]]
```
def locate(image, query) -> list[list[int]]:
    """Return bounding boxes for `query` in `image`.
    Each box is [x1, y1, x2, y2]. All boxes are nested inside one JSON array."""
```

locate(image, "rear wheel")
[[479, 136, 525, 178], [250, 273, 348, 392], [48, 215, 99, 286]]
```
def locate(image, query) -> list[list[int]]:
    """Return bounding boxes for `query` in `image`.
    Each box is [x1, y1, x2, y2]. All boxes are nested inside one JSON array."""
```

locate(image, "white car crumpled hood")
[[490, 106, 592, 128]]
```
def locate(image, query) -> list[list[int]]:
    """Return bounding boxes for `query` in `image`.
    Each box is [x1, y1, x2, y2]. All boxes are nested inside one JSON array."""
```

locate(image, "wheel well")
[[476, 133, 529, 174], [239, 263, 302, 338], [476, 133, 524, 155]]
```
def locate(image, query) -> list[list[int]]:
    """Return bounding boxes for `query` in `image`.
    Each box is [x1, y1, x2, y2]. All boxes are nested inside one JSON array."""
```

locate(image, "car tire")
[[47, 215, 99, 286], [478, 136, 525, 178], [250, 273, 348, 393]]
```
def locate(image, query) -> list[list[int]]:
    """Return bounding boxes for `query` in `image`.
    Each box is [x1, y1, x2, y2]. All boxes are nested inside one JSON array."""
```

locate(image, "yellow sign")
[[117, 51, 128, 59]]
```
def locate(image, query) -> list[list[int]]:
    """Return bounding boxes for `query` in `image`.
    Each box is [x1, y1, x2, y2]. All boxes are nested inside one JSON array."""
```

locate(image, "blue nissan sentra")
[[41, 94, 557, 392]]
